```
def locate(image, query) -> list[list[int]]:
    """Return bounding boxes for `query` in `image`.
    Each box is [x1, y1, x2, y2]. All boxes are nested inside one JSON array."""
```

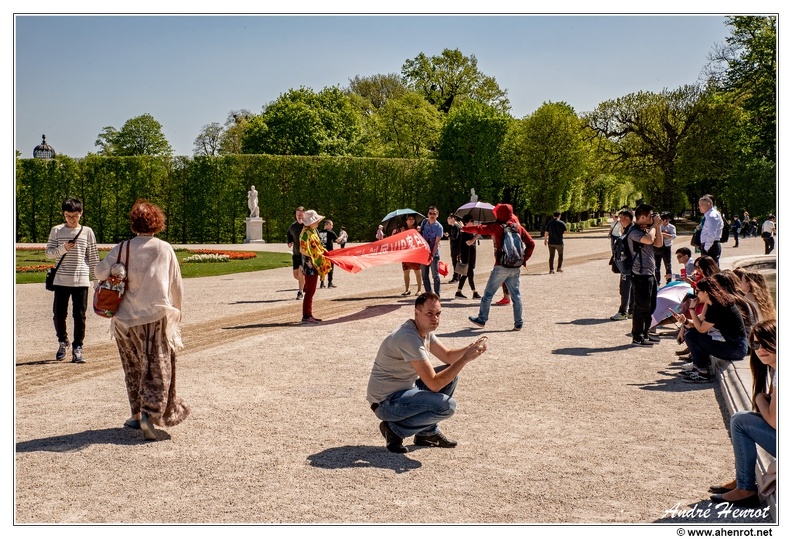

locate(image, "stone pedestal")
[[244, 217, 266, 244]]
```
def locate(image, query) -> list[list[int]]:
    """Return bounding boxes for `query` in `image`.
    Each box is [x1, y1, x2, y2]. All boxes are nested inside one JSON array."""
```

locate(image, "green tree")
[[242, 87, 365, 156], [94, 126, 118, 156], [376, 91, 442, 158], [503, 102, 587, 217], [219, 110, 253, 154], [584, 85, 706, 210], [100, 113, 173, 157], [401, 48, 510, 114], [437, 100, 511, 205], [347, 73, 407, 111], [193, 122, 224, 157], [707, 16, 776, 161]]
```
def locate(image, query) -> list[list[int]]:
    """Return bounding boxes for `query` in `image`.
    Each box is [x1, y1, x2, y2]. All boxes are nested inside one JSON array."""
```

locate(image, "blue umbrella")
[[381, 208, 426, 235]]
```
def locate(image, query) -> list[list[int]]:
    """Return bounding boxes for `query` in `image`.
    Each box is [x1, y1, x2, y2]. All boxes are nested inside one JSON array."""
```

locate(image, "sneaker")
[[379, 422, 407, 453], [647, 334, 661, 343], [680, 362, 695, 370], [320, 282, 325, 288], [631, 338, 653, 346], [472, 292, 482, 299], [678, 368, 698, 376], [55, 340, 69, 361], [513, 323, 523, 331], [328, 283, 337, 288], [495, 297, 511, 306], [455, 291, 467, 299], [627, 313, 633, 319], [683, 371, 713, 383], [675, 348, 691, 356], [557, 269, 563, 273], [549, 269, 555, 274], [296, 291, 303, 300], [71, 346, 85, 363], [610, 312, 629, 321], [301, 316, 321, 324], [468, 316, 486, 328], [414, 431, 457, 448]]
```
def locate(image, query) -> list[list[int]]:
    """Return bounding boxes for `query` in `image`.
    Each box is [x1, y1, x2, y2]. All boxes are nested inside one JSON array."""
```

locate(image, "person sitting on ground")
[[455, 214, 481, 299], [709, 319, 776, 508], [674, 277, 750, 383], [734, 268, 776, 323], [674, 247, 695, 282], [366, 292, 488, 453]]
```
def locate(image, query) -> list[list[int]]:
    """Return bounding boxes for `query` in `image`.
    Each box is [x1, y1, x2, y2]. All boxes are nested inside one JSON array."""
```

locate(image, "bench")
[[711, 354, 776, 521]]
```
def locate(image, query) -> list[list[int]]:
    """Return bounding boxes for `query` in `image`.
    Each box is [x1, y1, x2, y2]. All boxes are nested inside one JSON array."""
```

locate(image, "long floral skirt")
[[113, 318, 190, 427]]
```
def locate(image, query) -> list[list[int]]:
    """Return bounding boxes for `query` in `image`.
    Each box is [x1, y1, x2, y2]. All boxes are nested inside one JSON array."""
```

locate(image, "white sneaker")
[[680, 362, 695, 370]]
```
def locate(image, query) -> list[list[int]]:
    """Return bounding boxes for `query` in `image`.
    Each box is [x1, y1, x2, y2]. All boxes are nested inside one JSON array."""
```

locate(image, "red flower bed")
[[192, 249, 256, 260], [17, 264, 55, 273]]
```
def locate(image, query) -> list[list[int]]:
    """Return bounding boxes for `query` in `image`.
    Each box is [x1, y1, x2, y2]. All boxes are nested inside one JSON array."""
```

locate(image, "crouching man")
[[367, 292, 488, 453]]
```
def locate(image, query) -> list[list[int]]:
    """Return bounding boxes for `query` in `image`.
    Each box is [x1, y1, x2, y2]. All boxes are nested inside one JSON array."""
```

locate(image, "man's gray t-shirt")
[[627, 226, 656, 276], [366, 320, 439, 404]]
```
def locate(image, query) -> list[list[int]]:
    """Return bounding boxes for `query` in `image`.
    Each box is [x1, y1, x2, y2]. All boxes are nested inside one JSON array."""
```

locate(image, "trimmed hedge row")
[[16, 155, 467, 244]]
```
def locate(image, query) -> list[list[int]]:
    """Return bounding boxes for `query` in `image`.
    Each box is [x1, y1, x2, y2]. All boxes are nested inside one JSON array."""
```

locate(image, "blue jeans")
[[685, 329, 748, 370], [421, 256, 441, 295], [730, 410, 776, 490], [476, 265, 523, 326], [375, 365, 457, 439]]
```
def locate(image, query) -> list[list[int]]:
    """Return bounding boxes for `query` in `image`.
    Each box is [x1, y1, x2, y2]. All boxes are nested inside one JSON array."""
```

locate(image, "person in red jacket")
[[462, 203, 535, 330]]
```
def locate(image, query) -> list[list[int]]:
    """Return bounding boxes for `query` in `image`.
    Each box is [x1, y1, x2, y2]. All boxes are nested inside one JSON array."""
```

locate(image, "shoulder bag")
[[93, 240, 131, 318]]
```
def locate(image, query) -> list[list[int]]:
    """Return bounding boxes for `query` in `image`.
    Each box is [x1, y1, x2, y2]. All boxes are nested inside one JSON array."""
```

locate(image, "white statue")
[[470, 188, 478, 202], [248, 185, 259, 218]]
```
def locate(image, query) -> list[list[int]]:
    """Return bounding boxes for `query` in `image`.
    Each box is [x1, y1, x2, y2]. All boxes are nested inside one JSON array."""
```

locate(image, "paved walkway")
[[13, 228, 776, 524]]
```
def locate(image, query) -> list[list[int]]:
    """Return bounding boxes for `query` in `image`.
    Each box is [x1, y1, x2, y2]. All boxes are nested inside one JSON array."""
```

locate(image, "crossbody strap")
[[53, 225, 84, 273]]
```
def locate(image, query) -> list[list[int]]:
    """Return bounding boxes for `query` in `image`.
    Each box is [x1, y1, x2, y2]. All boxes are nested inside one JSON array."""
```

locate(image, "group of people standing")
[[606, 196, 777, 509]]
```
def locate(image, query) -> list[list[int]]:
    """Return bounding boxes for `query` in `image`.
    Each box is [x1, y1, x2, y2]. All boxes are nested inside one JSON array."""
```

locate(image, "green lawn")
[[15, 248, 292, 284]]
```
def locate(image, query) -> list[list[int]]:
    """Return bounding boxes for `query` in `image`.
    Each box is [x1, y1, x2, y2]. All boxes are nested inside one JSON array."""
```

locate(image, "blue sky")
[[14, 13, 736, 158]]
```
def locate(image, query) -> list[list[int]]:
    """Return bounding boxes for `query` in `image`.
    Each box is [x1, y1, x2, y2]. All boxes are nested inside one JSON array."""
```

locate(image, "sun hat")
[[302, 210, 324, 226]]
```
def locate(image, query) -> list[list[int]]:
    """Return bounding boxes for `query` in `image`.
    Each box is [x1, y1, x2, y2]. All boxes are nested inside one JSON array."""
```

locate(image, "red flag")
[[324, 229, 431, 273]]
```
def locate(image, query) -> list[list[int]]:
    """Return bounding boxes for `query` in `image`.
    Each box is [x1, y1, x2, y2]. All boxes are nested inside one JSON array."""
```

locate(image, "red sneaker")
[[495, 297, 511, 305]]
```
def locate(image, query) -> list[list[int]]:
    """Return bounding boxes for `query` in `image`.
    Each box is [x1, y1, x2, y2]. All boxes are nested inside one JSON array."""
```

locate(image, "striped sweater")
[[45, 224, 99, 287]]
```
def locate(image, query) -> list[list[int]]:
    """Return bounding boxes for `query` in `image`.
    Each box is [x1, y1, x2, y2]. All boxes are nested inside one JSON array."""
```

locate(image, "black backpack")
[[612, 225, 637, 275]]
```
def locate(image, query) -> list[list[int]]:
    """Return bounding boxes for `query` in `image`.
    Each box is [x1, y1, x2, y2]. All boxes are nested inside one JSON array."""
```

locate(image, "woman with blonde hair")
[[95, 200, 189, 440], [734, 268, 776, 322]]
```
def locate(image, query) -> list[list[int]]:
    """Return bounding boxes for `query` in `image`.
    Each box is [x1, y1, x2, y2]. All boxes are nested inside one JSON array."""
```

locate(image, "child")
[[318, 219, 338, 288]]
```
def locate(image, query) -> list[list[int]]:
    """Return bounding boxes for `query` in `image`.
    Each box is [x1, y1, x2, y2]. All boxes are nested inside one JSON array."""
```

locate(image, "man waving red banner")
[[324, 229, 431, 274]]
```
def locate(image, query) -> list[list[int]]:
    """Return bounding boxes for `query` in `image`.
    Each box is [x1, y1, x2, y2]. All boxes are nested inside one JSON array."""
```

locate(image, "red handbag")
[[93, 240, 130, 318]]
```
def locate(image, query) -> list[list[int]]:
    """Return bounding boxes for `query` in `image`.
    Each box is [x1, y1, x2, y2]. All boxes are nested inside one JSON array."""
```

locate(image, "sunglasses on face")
[[752, 341, 774, 351]]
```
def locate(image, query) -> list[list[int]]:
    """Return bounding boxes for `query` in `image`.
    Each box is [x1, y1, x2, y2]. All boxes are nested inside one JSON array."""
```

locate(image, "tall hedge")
[[15, 154, 457, 244]]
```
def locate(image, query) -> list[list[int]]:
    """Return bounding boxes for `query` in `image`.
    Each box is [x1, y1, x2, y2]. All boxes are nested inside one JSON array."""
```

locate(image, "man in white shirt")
[[697, 195, 724, 264], [761, 215, 776, 254]]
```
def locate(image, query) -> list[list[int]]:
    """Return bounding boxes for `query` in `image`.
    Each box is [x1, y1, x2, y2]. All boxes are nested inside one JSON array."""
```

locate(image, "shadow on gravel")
[[223, 322, 298, 329], [628, 373, 717, 393], [321, 305, 403, 325], [556, 318, 613, 326], [16, 427, 168, 452], [230, 299, 289, 305], [551, 344, 633, 356], [307, 445, 422, 474]]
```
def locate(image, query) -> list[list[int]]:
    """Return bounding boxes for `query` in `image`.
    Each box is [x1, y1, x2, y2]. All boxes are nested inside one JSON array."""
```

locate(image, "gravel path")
[[14, 229, 773, 524]]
